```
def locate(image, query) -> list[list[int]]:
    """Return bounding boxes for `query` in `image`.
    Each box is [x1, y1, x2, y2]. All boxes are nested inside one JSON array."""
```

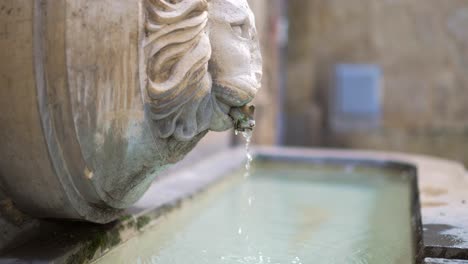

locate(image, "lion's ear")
[[143, 0, 214, 140]]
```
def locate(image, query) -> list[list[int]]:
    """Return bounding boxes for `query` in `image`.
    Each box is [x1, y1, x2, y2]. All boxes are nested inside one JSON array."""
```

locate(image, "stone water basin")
[[94, 157, 417, 264], [4, 147, 468, 264]]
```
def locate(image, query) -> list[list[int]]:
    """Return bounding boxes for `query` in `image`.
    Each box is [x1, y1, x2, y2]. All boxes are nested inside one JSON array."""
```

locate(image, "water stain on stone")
[[421, 201, 448, 208], [424, 224, 464, 247], [421, 186, 448, 197], [0, 199, 30, 226]]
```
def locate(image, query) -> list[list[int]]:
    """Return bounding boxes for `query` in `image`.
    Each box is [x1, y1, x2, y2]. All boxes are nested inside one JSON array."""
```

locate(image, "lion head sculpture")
[[142, 0, 262, 142]]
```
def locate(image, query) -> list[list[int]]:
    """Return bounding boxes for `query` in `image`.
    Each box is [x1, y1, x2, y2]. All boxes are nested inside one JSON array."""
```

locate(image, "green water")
[[94, 162, 415, 264]]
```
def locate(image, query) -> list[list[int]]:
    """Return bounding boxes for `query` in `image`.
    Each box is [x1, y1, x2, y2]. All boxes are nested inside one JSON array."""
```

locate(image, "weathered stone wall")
[[286, 0, 468, 165]]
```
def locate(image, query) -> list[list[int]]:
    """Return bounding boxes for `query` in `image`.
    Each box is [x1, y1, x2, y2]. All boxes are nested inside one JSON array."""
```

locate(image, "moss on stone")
[[65, 229, 122, 264], [66, 237, 102, 264], [126, 220, 136, 229], [119, 214, 133, 222], [136, 216, 151, 230], [108, 230, 122, 247]]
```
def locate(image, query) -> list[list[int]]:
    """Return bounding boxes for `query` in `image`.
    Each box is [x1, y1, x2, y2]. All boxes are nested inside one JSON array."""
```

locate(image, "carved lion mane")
[[143, 0, 232, 141]]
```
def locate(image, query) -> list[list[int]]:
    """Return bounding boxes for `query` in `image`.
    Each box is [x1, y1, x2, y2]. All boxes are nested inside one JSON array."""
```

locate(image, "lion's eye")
[[232, 25, 243, 36], [230, 20, 250, 40]]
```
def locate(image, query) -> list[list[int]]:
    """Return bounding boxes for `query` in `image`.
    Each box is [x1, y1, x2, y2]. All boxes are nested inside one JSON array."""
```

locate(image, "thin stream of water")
[[235, 129, 278, 262], [240, 130, 253, 178]]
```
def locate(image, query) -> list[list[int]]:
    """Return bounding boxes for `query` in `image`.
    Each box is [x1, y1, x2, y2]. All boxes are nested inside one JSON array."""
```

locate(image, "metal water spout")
[[229, 105, 256, 132]]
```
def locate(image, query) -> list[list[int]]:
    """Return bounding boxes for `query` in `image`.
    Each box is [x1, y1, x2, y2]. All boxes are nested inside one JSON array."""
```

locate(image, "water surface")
[[94, 162, 415, 264]]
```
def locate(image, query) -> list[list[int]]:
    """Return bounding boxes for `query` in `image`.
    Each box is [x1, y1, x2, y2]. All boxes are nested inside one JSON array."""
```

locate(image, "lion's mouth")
[[212, 73, 261, 107]]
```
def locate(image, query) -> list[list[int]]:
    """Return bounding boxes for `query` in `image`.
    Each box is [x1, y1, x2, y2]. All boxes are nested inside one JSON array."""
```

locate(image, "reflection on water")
[[93, 163, 414, 264]]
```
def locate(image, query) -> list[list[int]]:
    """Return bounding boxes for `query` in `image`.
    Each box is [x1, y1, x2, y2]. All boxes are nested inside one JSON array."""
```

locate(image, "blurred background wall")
[[247, 0, 282, 145], [284, 0, 468, 165]]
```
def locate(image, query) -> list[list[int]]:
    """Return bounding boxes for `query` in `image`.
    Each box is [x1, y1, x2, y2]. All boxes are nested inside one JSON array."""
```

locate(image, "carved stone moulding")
[[0, 0, 261, 223]]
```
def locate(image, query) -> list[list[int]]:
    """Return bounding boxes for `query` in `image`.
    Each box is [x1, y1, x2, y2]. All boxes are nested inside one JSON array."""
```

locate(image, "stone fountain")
[[0, 0, 262, 223]]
